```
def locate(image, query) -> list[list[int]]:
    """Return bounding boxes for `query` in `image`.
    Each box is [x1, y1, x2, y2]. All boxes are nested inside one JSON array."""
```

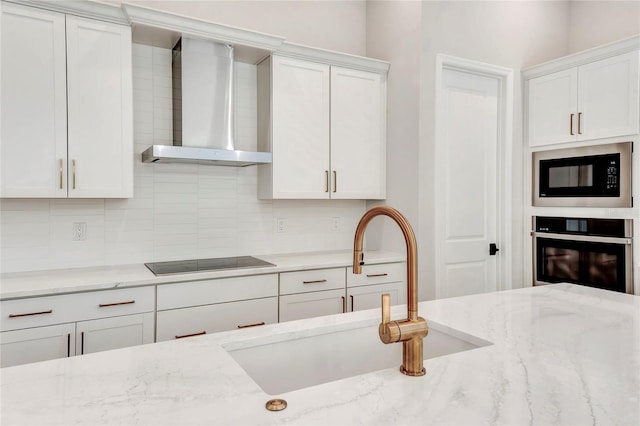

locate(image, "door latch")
[[489, 243, 500, 256]]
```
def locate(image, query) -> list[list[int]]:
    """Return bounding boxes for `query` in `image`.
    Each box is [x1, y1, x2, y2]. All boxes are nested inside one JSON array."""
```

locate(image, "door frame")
[[434, 54, 514, 298]]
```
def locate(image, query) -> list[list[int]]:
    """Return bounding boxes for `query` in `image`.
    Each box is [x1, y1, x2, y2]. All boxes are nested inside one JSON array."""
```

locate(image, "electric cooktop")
[[144, 256, 275, 276]]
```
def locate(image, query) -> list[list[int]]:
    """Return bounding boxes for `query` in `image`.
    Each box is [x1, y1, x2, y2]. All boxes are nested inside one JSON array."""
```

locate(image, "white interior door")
[[437, 67, 500, 298]]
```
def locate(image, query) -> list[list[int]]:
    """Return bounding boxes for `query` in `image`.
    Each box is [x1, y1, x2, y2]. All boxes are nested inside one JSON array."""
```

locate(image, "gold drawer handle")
[[8, 309, 53, 318], [237, 322, 266, 329], [99, 300, 135, 308], [175, 331, 207, 339], [366, 273, 388, 278], [303, 279, 327, 284]]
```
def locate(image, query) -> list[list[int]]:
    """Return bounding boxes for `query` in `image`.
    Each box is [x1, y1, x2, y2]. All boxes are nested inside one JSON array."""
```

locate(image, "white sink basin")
[[225, 319, 491, 395]]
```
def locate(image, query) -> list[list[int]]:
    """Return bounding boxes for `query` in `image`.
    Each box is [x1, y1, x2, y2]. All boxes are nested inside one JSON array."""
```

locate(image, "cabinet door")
[[76, 313, 154, 355], [347, 282, 406, 313], [1, 3, 67, 197], [330, 67, 386, 199], [0, 323, 75, 368], [65, 16, 133, 198], [527, 68, 578, 147], [578, 51, 640, 141], [279, 289, 346, 322], [156, 297, 278, 342], [270, 56, 330, 198]]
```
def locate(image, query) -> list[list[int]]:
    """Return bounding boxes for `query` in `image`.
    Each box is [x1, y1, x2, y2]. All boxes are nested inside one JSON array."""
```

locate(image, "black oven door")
[[535, 236, 629, 293]]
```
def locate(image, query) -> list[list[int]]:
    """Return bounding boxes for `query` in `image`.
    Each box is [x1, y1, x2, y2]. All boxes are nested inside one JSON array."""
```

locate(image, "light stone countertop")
[[1, 283, 638, 425], [0, 250, 404, 299]]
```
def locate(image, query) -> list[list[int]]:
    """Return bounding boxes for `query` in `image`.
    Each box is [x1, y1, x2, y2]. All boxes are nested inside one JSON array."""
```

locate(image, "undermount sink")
[[225, 319, 491, 395]]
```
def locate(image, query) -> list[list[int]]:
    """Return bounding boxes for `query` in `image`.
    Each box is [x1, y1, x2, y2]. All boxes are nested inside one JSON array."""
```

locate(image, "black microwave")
[[533, 142, 632, 207]]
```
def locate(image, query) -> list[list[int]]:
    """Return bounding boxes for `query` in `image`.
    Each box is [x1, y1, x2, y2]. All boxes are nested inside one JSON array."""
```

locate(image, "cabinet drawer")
[[157, 274, 278, 311], [156, 297, 278, 342], [1, 287, 154, 331], [347, 262, 405, 287], [280, 268, 345, 295]]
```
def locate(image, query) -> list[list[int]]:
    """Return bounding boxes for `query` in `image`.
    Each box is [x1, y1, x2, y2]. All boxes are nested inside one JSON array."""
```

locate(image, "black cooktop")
[[144, 256, 275, 276]]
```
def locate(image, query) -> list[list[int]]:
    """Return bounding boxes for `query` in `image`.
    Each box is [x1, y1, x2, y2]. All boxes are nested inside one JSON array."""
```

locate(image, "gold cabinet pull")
[[325, 170, 329, 192], [367, 273, 388, 278], [570, 113, 574, 135], [72, 159, 76, 189], [578, 112, 582, 134], [303, 279, 327, 284], [8, 309, 53, 318], [99, 300, 135, 308], [237, 322, 265, 329], [59, 159, 63, 189], [333, 171, 337, 193], [175, 331, 206, 339]]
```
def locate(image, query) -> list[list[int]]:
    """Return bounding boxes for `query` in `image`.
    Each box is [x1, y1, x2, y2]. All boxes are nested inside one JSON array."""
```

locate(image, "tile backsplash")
[[0, 44, 366, 273]]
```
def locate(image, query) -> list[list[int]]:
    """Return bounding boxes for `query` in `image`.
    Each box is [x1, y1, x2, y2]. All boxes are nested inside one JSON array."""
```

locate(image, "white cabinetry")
[[0, 287, 154, 367], [346, 263, 406, 312], [0, 2, 133, 198], [279, 268, 346, 322], [258, 55, 386, 199], [526, 51, 639, 147], [156, 275, 278, 342]]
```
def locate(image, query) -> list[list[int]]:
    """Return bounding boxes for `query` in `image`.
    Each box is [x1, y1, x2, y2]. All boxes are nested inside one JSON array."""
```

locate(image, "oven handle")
[[531, 231, 632, 245]]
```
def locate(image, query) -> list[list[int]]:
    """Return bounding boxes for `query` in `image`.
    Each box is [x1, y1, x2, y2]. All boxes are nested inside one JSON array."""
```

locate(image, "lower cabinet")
[[279, 289, 346, 322], [76, 313, 154, 355], [156, 297, 278, 342], [0, 323, 76, 368], [347, 282, 405, 312]]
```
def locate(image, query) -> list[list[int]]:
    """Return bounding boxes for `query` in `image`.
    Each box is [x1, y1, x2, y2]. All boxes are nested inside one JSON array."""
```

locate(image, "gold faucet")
[[352, 206, 428, 376]]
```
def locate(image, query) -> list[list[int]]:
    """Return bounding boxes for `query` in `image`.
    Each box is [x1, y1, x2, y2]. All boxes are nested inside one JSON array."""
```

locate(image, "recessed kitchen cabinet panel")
[[347, 282, 405, 313], [0, 3, 67, 197], [527, 69, 578, 147], [330, 67, 386, 199], [279, 289, 346, 322], [578, 51, 639, 140], [258, 56, 331, 198], [76, 313, 154, 355], [0, 323, 76, 368], [0, 3, 133, 198], [66, 15, 133, 198]]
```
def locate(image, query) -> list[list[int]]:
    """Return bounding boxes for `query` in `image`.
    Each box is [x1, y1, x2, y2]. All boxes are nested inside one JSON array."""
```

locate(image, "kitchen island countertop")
[[1, 283, 638, 425]]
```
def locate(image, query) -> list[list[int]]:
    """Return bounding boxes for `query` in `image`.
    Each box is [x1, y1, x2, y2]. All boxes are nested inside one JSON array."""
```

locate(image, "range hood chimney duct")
[[141, 37, 272, 167]]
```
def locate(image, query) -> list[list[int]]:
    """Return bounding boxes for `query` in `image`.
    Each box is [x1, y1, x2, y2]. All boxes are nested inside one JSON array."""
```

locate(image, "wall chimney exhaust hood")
[[141, 37, 272, 167]]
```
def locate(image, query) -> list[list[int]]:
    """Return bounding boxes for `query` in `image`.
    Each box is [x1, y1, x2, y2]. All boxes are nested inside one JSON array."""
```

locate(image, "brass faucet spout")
[[352, 206, 428, 376]]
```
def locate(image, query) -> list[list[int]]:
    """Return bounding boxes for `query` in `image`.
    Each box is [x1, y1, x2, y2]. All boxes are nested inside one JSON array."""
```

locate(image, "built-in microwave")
[[533, 142, 632, 207]]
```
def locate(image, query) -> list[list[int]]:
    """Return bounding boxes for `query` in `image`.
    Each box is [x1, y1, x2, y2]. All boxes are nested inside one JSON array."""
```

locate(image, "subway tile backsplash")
[[0, 44, 366, 273]]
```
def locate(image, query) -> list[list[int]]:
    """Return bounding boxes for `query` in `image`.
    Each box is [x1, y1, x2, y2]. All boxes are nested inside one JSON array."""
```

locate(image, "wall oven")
[[532, 216, 633, 294], [533, 142, 632, 207]]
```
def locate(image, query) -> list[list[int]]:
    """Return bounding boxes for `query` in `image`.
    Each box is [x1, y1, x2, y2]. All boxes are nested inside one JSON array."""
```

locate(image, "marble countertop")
[[1, 283, 638, 425], [0, 250, 404, 299]]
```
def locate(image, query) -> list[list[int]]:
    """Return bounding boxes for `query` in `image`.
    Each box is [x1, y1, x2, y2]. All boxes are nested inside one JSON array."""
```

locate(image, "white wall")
[[568, 0, 640, 53], [106, 0, 367, 56], [0, 45, 366, 273]]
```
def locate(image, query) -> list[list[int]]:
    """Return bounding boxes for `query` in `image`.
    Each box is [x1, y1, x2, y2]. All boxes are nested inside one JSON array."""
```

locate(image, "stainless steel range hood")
[[141, 37, 272, 167]]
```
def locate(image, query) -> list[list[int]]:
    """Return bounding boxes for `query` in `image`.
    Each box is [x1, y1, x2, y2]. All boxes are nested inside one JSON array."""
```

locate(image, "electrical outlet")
[[73, 222, 87, 241], [331, 217, 340, 231], [276, 218, 286, 233]]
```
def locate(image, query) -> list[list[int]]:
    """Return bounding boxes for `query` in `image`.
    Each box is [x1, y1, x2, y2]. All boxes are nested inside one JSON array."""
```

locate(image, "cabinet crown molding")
[[2, 0, 128, 24], [523, 35, 640, 79]]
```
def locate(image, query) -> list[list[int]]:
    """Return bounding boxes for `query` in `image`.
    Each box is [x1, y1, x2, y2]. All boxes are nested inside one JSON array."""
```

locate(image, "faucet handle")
[[381, 293, 390, 324]]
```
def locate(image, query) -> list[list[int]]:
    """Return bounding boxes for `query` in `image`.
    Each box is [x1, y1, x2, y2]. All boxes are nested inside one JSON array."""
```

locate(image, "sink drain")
[[265, 398, 287, 412]]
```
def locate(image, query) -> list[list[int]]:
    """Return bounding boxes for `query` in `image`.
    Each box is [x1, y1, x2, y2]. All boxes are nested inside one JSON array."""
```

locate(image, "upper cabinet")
[[526, 48, 639, 147], [257, 55, 387, 200], [1, 2, 133, 198]]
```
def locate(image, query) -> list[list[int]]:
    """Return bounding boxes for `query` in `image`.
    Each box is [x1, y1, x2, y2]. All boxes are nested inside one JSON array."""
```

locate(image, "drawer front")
[[157, 274, 278, 311], [156, 297, 278, 342], [1, 287, 155, 331], [279, 268, 345, 295], [347, 262, 405, 287]]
